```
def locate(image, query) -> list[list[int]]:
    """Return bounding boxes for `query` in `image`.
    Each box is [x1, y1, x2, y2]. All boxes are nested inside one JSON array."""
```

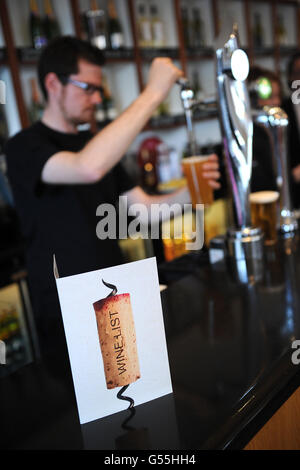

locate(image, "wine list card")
[[54, 257, 172, 424]]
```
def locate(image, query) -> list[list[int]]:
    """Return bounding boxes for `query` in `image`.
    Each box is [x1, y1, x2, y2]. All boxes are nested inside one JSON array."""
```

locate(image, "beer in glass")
[[182, 156, 214, 208], [249, 191, 279, 245]]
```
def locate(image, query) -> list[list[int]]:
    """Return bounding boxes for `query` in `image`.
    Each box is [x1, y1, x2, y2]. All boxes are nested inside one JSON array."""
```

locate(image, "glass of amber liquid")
[[249, 191, 279, 245], [182, 156, 214, 208]]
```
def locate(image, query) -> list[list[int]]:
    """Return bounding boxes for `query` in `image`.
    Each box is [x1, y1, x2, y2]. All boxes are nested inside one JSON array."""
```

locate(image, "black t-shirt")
[[5, 121, 136, 293]]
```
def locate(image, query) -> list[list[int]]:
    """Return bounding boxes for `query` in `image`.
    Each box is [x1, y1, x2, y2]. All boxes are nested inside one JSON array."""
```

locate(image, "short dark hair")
[[38, 36, 105, 100]]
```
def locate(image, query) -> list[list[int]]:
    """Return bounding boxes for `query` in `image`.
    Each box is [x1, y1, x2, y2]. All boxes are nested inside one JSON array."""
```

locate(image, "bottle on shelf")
[[107, 0, 124, 50], [137, 3, 152, 48], [29, 0, 48, 49], [43, 0, 60, 42], [137, 137, 162, 191], [139, 149, 157, 190], [277, 14, 288, 47], [98, 74, 118, 122], [253, 12, 264, 48], [180, 4, 191, 48], [191, 7, 205, 48], [150, 4, 165, 48], [28, 77, 44, 124], [86, 0, 108, 50]]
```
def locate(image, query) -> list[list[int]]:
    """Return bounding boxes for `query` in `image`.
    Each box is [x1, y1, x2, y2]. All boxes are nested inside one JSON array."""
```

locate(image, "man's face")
[[58, 59, 103, 125]]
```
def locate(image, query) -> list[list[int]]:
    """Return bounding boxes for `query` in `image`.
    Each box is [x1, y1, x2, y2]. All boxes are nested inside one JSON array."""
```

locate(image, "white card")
[[54, 257, 172, 424]]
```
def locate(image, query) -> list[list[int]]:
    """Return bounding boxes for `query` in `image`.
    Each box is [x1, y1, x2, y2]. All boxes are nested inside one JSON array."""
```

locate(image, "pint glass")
[[249, 191, 279, 245], [182, 156, 214, 208]]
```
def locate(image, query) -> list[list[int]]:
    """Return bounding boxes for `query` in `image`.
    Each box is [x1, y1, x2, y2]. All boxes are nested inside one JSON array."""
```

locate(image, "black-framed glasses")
[[58, 76, 104, 97]]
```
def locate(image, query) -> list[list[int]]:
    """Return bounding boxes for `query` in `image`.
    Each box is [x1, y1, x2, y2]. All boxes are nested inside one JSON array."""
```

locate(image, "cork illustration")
[[93, 280, 140, 409]]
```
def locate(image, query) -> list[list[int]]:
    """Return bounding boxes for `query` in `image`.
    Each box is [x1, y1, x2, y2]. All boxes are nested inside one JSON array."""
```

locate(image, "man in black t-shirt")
[[5, 37, 220, 353]]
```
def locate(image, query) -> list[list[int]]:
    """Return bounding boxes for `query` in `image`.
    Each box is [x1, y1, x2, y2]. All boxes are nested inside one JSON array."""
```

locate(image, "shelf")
[[140, 47, 180, 61], [14, 45, 218, 67], [16, 46, 136, 66], [96, 109, 218, 134], [16, 46, 209, 66], [103, 48, 135, 62], [16, 47, 41, 65], [252, 46, 276, 57], [278, 45, 300, 57], [146, 109, 219, 131], [0, 0, 299, 137], [248, 45, 299, 59], [186, 47, 215, 60], [14, 44, 297, 68]]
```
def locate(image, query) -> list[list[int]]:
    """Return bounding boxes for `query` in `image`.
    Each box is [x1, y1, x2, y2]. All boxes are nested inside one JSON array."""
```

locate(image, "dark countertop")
[[1, 234, 300, 450]]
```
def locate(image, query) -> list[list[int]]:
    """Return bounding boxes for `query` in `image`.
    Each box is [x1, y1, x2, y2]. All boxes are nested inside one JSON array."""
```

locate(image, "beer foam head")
[[249, 191, 279, 204], [182, 155, 210, 164]]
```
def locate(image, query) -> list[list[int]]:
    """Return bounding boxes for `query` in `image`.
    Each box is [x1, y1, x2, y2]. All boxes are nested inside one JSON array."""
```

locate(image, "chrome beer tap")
[[177, 78, 198, 156], [178, 28, 262, 239], [178, 26, 265, 283], [177, 78, 217, 156], [215, 27, 264, 264], [216, 31, 253, 230], [253, 106, 298, 234]]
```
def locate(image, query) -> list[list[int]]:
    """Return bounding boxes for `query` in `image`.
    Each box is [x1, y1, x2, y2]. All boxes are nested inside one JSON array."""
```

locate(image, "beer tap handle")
[[251, 106, 297, 232], [176, 78, 197, 154], [177, 78, 218, 155], [176, 78, 217, 111]]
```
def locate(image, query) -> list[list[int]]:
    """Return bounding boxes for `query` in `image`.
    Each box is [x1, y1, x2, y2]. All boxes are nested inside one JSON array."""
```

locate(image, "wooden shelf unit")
[[0, 0, 299, 133]]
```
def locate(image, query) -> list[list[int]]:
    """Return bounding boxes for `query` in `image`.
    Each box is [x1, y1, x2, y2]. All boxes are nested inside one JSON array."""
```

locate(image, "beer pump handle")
[[252, 106, 298, 233], [176, 78, 198, 155], [177, 77, 218, 155]]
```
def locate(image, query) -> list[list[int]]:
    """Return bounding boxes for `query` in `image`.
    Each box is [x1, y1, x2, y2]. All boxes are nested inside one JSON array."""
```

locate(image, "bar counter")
[[1, 232, 300, 450]]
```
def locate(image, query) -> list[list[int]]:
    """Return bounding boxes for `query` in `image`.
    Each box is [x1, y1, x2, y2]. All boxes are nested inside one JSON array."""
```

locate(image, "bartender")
[[4, 36, 220, 353]]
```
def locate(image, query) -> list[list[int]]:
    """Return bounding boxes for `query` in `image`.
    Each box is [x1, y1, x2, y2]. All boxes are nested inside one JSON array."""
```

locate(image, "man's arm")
[[41, 58, 183, 184]]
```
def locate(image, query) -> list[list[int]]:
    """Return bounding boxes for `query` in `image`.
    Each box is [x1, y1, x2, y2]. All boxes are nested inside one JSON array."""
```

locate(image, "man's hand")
[[144, 57, 184, 104], [200, 153, 221, 189]]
